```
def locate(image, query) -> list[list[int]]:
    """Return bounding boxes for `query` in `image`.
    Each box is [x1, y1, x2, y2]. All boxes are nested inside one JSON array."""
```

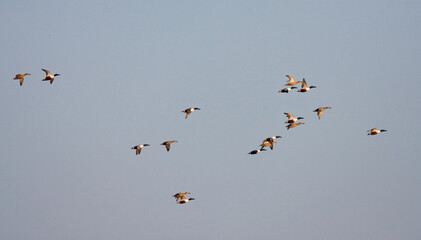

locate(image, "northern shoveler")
[[260, 136, 281, 150], [161, 140, 177, 152], [42, 69, 60, 84], [177, 195, 195, 204], [173, 192, 191, 201], [367, 128, 387, 135], [13, 73, 30, 86], [297, 78, 316, 92], [131, 144, 150, 155], [182, 107, 200, 119], [285, 75, 302, 86], [313, 107, 331, 119], [278, 86, 297, 93], [284, 112, 304, 123]]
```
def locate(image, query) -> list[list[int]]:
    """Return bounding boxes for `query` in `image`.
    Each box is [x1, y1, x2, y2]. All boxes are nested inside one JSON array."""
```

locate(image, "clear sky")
[[1, 1, 420, 239]]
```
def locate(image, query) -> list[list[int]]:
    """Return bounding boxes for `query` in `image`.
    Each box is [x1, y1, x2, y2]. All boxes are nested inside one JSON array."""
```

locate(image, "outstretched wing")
[[301, 78, 307, 89], [42, 69, 51, 76], [317, 110, 323, 119], [284, 112, 293, 120], [285, 75, 294, 83], [173, 193, 181, 200]]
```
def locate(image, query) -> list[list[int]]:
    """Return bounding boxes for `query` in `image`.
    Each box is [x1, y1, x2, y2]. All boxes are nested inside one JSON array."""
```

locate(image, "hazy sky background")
[[1, 1, 420, 239]]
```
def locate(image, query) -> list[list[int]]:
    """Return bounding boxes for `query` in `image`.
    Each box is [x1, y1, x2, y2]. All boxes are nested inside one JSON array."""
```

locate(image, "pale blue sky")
[[1, 1, 421, 239]]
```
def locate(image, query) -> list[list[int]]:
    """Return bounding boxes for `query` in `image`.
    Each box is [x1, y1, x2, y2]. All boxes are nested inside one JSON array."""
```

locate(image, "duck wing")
[[301, 78, 307, 89], [284, 112, 294, 120], [42, 69, 51, 76], [286, 75, 294, 83]]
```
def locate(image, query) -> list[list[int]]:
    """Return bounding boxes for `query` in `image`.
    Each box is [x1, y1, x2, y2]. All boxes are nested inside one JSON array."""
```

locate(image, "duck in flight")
[[182, 107, 200, 119], [260, 136, 281, 150], [13, 73, 30, 86], [285, 75, 302, 86], [177, 195, 195, 204], [297, 78, 316, 92], [173, 192, 191, 201], [278, 86, 297, 93], [367, 128, 387, 135], [284, 113, 304, 123], [161, 140, 177, 152], [42, 69, 60, 84], [313, 107, 331, 119], [131, 144, 150, 155]]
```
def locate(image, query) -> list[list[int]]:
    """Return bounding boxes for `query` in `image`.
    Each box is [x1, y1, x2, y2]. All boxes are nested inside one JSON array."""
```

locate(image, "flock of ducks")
[[129, 108, 200, 205], [248, 75, 387, 155], [12, 72, 387, 205], [13, 69, 60, 85]]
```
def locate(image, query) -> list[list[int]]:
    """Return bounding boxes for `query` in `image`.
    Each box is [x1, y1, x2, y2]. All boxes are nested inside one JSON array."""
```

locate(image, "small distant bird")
[[42, 69, 60, 84], [177, 195, 195, 204], [297, 78, 316, 92], [13, 73, 30, 86], [161, 140, 178, 152], [313, 107, 331, 119], [182, 107, 200, 119], [286, 122, 304, 130], [173, 192, 191, 201], [367, 128, 387, 135], [285, 75, 302, 86], [131, 144, 150, 155], [260, 136, 281, 150], [278, 86, 297, 93], [248, 148, 267, 155], [284, 113, 304, 123]]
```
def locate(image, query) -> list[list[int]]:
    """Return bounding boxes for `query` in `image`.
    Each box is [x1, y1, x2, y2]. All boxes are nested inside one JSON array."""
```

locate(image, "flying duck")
[[42, 69, 60, 84], [177, 195, 195, 204], [297, 78, 316, 92], [13, 73, 30, 86], [161, 140, 177, 151], [182, 107, 200, 119], [313, 107, 331, 119], [285, 75, 302, 86], [278, 86, 297, 93], [260, 136, 282, 150], [286, 122, 304, 130], [173, 192, 191, 201], [131, 144, 150, 155], [367, 128, 387, 135], [248, 148, 267, 155], [284, 112, 304, 123]]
